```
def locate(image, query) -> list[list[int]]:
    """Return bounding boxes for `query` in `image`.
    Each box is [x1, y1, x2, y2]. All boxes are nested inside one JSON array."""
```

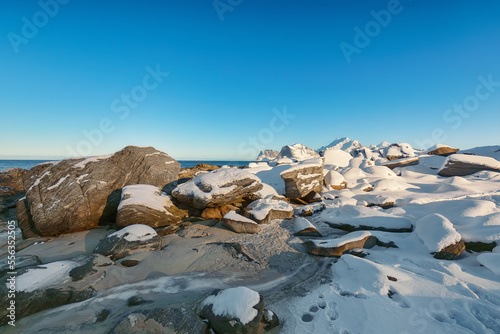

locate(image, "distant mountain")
[[255, 149, 279, 161], [277, 143, 320, 161], [317, 137, 363, 155]]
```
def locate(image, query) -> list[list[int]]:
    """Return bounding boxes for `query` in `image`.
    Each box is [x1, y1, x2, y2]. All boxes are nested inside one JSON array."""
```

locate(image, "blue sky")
[[1, 0, 499, 160]]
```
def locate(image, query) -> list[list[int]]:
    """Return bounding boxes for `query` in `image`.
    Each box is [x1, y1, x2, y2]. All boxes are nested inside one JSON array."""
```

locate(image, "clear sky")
[[1, 0, 499, 160]]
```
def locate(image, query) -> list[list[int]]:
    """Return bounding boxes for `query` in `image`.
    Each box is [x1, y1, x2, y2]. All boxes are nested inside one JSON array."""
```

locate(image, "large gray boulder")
[[19, 146, 180, 237], [280, 158, 323, 199], [171, 168, 263, 209], [438, 154, 500, 177], [116, 184, 186, 228]]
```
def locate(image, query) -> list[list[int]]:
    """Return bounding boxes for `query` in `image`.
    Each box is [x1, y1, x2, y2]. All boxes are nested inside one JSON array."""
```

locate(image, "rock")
[[280, 158, 323, 199], [200, 287, 266, 334], [178, 163, 220, 180], [292, 217, 322, 237], [262, 309, 280, 331], [256, 149, 279, 162], [0, 168, 26, 197], [202, 205, 239, 220], [317, 137, 362, 156], [415, 213, 465, 260], [20, 146, 180, 237], [0, 260, 95, 325], [111, 308, 208, 334], [94, 224, 162, 260], [116, 184, 186, 228], [245, 198, 294, 224], [427, 144, 460, 156], [16, 197, 39, 238], [304, 231, 377, 257], [383, 143, 416, 161], [275, 157, 294, 165], [382, 157, 419, 169], [0, 254, 41, 276], [120, 259, 140, 267], [438, 154, 500, 176], [464, 241, 497, 252], [178, 225, 211, 238], [277, 143, 320, 162], [172, 168, 263, 210], [223, 211, 261, 234], [69, 254, 114, 282], [324, 170, 346, 190]]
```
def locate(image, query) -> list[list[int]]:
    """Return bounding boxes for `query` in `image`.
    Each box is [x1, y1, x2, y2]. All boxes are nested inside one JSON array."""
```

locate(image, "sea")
[[0, 159, 252, 172]]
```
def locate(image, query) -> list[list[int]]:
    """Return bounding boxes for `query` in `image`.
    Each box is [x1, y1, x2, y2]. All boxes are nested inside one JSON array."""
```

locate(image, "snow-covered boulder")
[[19, 146, 180, 237], [438, 154, 500, 177], [320, 205, 413, 232], [200, 287, 266, 334], [245, 198, 293, 224], [275, 157, 294, 165], [304, 231, 377, 257], [317, 137, 362, 155], [277, 143, 320, 161], [255, 149, 279, 162], [292, 217, 322, 237], [324, 170, 346, 190], [383, 143, 416, 161], [171, 168, 263, 209], [116, 184, 186, 228], [415, 213, 465, 260], [93, 224, 162, 260], [427, 144, 459, 156], [323, 148, 352, 168], [223, 211, 261, 234], [280, 158, 323, 199]]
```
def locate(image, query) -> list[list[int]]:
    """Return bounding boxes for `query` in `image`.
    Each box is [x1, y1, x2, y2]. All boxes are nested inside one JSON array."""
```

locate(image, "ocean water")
[[0, 160, 251, 172]]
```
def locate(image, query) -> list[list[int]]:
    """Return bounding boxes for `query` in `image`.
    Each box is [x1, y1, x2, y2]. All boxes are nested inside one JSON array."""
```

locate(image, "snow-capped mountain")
[[277, 143, 320, 161], [317, 137, 363, 155], [255, 149, 279, 161]]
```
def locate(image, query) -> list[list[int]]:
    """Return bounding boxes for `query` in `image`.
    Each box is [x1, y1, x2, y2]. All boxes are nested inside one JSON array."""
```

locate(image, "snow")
[[460, 145, 500, 160], [202, 287, 260, 325], [47, 174, 70, 190], [310, 231, 372, 248], [73, 154, 113, 169], [317, 137, 362, 154], [118, 184, 172, 214], [443, 154, 500, 169], [324, 170, 345, 187], [254, 183, 281, 199], [323, 148, 352, 168], [320, 205, 413, 231], [13, 260, 78, 292], [277, 143, 320, 161], [173, 167, 261, 202], [108, 224, 158, 242], [255, 149, 279, 162], [224, 211, 258, 225], [247, 198, 292, 221], [28, 170, 51, 192], [281, 157, 323, 175], [476, 253, 500, 276], [415, 213, 462, 252], [293, 217, 316, 232]]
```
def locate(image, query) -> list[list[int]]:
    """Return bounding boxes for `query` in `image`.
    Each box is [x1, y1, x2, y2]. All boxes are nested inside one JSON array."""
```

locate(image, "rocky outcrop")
[[202, 205, 239, 220], [178, 163, 220, 180], [304, 231, 377, 257], [277, 143, 320, 161], [427, 145, 459, 156], [16, 197, 39, 238], [223, 211, 261, 234], [116, 184, 186, 228], [383, 143, 416, 161], [438, 154, 500, 176], [94, 224, 162, 260], [200, 287, 267, 334], [280, 158, 323, 199], [245, 198, 294, 224], [172, 168, 263, 209], [415, 213, 464, 260], [19, 146, 180, 237], [0, 168, 26, 197], [382, 157, 419, 170], [256, 149, 279, 162]]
